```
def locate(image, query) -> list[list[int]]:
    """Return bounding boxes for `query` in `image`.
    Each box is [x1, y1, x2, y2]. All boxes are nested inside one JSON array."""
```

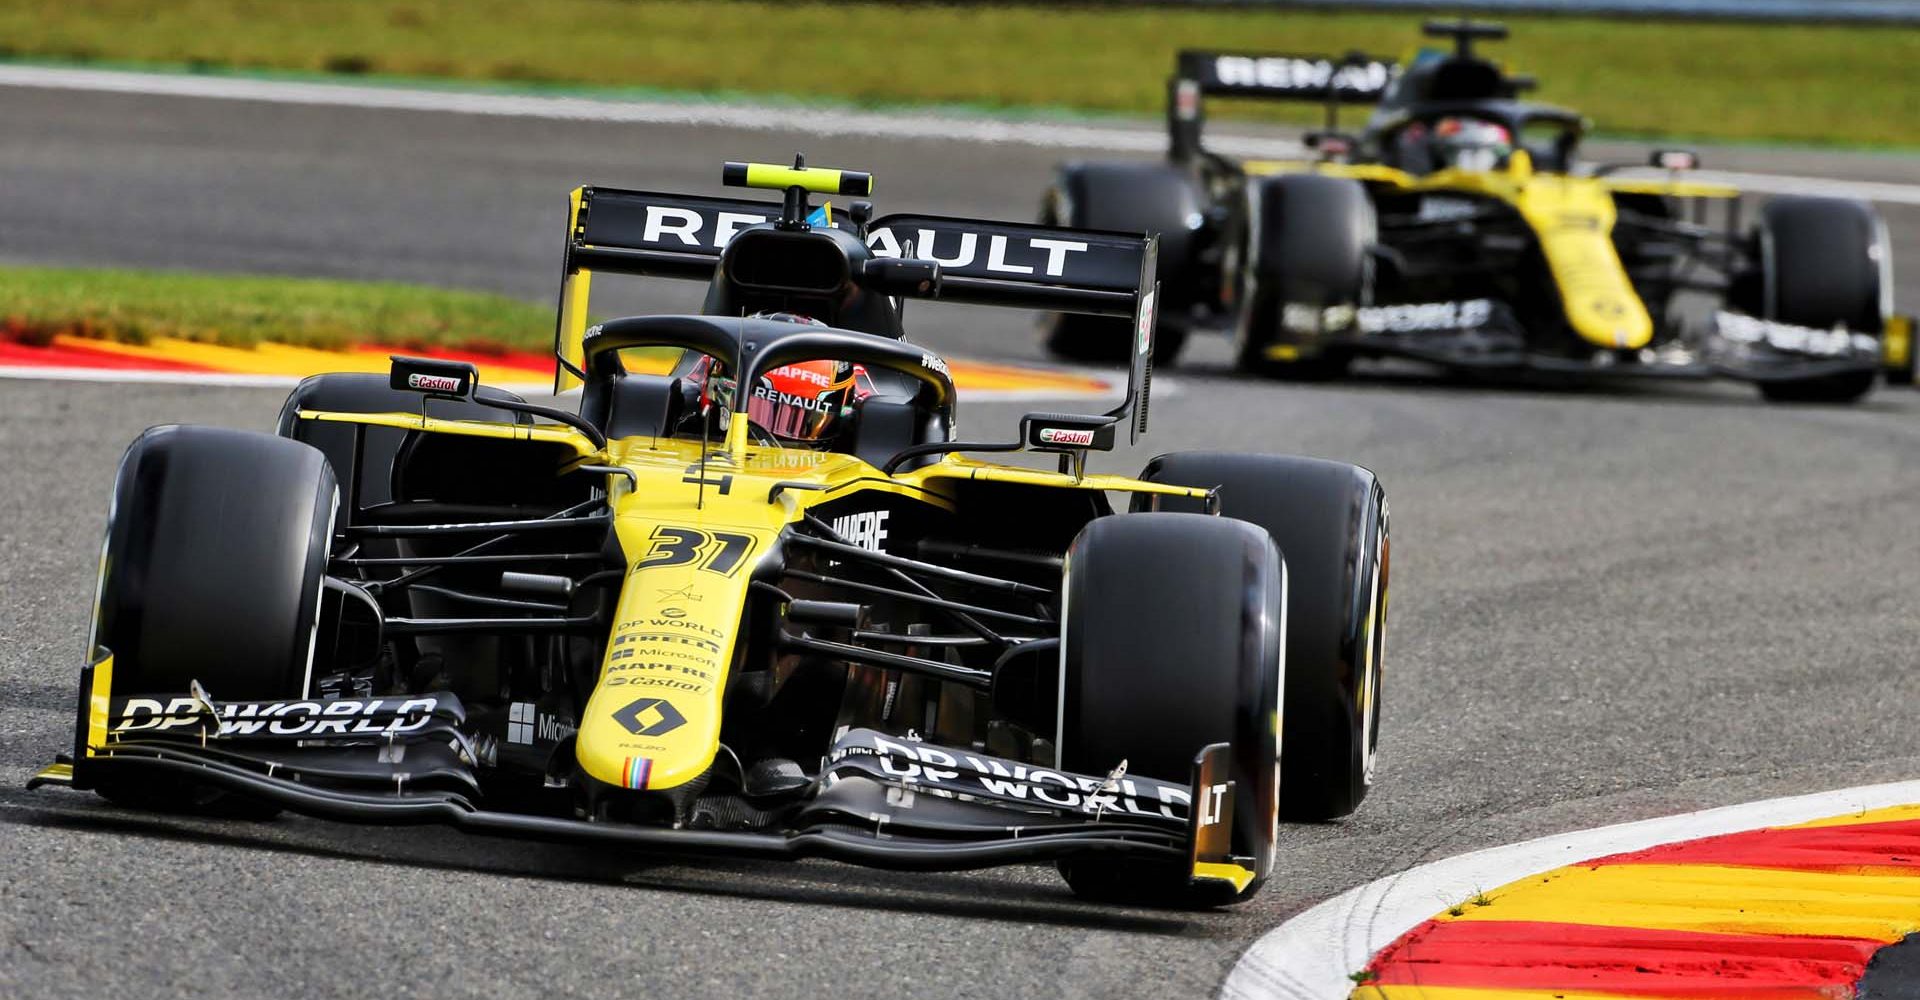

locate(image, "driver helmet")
[[685, 312, 874, 446], [1431, 117, 1513, 172]]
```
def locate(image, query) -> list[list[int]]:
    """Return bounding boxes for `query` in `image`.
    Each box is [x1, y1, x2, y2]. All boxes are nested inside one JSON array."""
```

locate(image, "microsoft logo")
[[507, 702, 535, 745]]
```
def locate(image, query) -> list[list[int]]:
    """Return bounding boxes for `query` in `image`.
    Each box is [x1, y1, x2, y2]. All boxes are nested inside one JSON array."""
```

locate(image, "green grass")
[[1, 1, 1917, 146], [0, 266, 552, 351]]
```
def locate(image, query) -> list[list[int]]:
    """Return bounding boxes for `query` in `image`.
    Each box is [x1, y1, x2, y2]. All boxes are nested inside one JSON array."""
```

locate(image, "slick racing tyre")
[[1237, 174, 1375, 380], [1039, 164, 1196, 367], [1057, 513, 1283, 907], [1139, 452, 1388, 822], [1043, 312, 1188, 369], [92, 426, 337, 816], [1749, 197, 1889, 404]]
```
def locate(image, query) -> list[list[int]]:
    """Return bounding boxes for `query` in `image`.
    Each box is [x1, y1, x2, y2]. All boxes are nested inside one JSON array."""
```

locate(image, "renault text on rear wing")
[[1175, 50, 1398, 103], [552, 186, 1157, 395], [1168, 50, 1398, 161], [564, 189, 1147, 300]]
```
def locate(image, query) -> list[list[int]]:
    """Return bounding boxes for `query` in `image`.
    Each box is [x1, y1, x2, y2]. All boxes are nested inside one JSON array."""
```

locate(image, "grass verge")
[[1, 1, 1916, 146], [0, 266, 551, 352]]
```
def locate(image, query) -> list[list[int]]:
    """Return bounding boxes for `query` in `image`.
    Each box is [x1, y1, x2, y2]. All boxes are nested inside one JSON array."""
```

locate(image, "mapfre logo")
[[830, 510, 890, 552], [407, 372, 462, 393]]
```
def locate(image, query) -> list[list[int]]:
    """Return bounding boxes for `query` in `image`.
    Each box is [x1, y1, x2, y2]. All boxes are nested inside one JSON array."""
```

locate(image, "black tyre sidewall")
[[1749, 197, 1886, 404], [97, 425, 336, 700], [1042, 313, 1188, 367], [1139, 452, 1387, 821], [1237, 175, 1374, 376], [1759, 197, 1885, 335], [1758, 370, 1877, 404], [1058, 513, 1283, 904], [1041, 164, 1201, 367]]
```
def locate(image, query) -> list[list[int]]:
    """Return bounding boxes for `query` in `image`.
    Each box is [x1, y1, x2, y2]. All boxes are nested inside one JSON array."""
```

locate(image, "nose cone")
[[1516, 178, 1655, 352], [1568, 291, 1654, 350]]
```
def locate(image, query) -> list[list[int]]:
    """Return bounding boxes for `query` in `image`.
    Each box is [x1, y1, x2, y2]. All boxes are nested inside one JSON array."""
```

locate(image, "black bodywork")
[[35, 165, 1284, 899]]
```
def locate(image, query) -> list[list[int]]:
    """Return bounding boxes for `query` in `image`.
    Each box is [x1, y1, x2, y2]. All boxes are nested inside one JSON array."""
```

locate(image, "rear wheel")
[[1056, 513, 1283, 907], [92, 426, 337, 814], [1750, 197, 1888, 404], [1138, 452, 1388, 821], [1038, 166, 1198, 367], [1043, 313, 1187, 367]]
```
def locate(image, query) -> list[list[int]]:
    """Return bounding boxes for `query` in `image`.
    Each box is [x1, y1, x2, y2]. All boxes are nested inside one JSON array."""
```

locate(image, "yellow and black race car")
[[1043, 21, 1914, 403], [31, 159, 1389, 907]]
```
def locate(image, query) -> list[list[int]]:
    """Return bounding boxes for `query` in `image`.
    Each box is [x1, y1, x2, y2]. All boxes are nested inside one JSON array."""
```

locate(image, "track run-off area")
[[2, 69, 1920, 1000]]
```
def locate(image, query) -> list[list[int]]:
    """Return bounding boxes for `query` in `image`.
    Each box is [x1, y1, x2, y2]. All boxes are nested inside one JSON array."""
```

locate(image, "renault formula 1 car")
[[1042, 20, 1915, 403], [33, 159, 1389, 907]]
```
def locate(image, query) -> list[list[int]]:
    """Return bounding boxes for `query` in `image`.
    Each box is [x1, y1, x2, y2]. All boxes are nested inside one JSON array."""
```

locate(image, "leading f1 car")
[[33, 159, 1389, 906], [1042, 21, 1915, 403]]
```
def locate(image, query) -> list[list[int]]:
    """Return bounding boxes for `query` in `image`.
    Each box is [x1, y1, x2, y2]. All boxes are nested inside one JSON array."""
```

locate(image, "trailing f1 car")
[[33, 159, 1390, 907], [1042, 20, 1916, 403]]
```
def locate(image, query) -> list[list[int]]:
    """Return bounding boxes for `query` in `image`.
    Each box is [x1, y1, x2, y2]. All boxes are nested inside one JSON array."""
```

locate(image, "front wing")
[[31, 651, 1253, 890], [1261, 299, 1905, 384]]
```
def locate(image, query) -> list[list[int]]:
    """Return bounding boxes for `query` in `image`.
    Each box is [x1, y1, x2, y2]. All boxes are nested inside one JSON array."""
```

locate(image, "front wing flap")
[[38, 663, 1241, 887], [1264, 298, 1889, 383]]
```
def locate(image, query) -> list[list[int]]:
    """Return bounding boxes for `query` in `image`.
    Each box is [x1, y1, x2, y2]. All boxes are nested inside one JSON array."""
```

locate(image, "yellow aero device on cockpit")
[[721, 158, 874, 197]]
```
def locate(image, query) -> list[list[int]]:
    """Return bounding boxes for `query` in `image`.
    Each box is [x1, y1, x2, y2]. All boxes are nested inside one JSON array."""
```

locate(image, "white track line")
[[1690, 169, 1920, 207], [0, 64, 1292, 158], [6, 64, 1920, 204], [1221, 778, 1920, 1000]]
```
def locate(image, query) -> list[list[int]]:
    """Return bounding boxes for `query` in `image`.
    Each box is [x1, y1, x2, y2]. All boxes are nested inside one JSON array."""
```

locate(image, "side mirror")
[[1022, 413, 1115, 453], [1304, 131, 1357, 161], [390, 355, 477, 398], [861, 257, 941, 298], [1650, 149, 1700, 171]]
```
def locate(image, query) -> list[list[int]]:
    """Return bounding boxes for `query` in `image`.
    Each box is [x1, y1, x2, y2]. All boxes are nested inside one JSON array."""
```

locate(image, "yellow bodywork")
[[1886, 313, 1913, 371], [553, 186, 592, 395], [86, 648, 113, 758], [728, 162, 872, 197], [1244, 152, 1741, 351], [298, 408, 1206, 792], [1191, 860, 1257, 893]]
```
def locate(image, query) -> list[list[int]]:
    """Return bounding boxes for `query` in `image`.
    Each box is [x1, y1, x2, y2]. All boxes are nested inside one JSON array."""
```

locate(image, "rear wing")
[[1169, 50, 1397, 160], [551, 185, 1158, 440]]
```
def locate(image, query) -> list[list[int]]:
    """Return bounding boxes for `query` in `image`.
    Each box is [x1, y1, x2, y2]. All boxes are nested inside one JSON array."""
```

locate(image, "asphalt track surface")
[[3, 84, 1920, 1000]]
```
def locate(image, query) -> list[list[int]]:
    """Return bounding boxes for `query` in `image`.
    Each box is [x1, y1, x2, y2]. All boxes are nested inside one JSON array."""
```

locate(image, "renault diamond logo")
[[613, 697, 686, 737]]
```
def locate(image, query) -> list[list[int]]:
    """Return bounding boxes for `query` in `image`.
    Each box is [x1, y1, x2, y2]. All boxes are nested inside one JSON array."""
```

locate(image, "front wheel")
[[1748, 197, 1888, 405], [1235, 174, 1374, 380], [1758, 370, 1877, 404], [1056, 513, 1283, 906], [91, 425, 337, 815]]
